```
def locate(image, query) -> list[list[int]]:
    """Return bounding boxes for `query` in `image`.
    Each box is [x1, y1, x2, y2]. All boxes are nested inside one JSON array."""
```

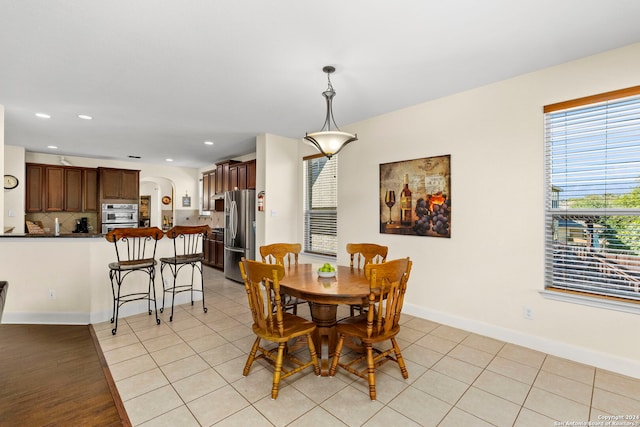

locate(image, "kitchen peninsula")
[[0, 233, 200, 325]]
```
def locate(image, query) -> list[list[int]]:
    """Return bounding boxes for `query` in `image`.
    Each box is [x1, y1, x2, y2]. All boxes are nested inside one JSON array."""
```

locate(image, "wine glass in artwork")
[[385, 190, 396, 224]]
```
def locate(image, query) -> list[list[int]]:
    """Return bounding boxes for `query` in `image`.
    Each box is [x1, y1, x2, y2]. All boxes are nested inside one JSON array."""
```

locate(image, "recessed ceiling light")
[[165, 158, 174, 162], [35, 113, 51, 119], [78, 114, 93, 120], [47, 145, 58, 149], [204, 141, 214, 146]]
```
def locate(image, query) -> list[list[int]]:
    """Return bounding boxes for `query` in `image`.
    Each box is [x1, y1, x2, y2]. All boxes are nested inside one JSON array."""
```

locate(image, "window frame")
[[303, 153, 338, 257], [543, 85, 640, 310]]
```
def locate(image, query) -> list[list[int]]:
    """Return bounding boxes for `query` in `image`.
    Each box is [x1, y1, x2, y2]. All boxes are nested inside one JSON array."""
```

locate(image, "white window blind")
[[303, 154, 337, 256], [544, 87, 640, 302]]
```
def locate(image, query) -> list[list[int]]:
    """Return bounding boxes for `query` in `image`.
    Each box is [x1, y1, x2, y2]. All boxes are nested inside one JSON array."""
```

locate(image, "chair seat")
[[108, 258, 156, 271], [253, 313, 317, 343], [336, 315, 400, 344], [159, 253, 204, 264]]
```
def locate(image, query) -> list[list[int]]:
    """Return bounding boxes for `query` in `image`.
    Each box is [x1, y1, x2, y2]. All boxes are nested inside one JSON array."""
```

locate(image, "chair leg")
[[109, 271, 117, 324], [160, 264, 167, 314], [112, 276, 123, 335], [306, 333, 320, 376], [328, 334, 345, 376], [243, 337, 261, 376], [199, 262, 207, 314], [391, 337, 409, 379], [149, 268, 160, 325], [170, 269, 177, 321], [271, 342, 286, 399], [365, 344, 376, 400]]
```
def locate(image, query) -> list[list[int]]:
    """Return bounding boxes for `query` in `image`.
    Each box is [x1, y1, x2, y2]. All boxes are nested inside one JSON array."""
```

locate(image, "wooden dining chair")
[[346, 243, 388, 315], [260, 243, 307, 314], [239, 258, 320, 399], [105, 227, 164, 335], [329, 257, 412, 400]]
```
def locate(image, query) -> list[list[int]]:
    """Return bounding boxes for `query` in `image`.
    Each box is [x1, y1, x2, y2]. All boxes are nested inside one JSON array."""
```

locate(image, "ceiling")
[[1, 1, 640, 169]]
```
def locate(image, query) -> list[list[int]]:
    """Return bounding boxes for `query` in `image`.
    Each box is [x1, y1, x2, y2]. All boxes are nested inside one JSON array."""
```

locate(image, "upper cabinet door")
[[26, 164, 44, 212], [64, 168, 83, 212], [83, 169, 98, 212], [45, 166, 65, 212], [120, 170, 139, 200], [100, 168, 122, 199], [246, 159, 256, 190], [99, 168, 139, 201]]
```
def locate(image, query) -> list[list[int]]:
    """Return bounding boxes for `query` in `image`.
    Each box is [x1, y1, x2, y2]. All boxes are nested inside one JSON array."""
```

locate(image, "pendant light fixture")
[[304, 65, 358, 159]]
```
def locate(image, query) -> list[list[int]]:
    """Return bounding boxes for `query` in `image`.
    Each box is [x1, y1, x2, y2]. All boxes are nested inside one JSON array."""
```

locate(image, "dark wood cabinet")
[[83, 169, 98, 212], [214, 236, 224, 269], [246, 159, 256, 190], [204, 231, 224, 269], [229, 164, 239, 191], [64, 168, 83, 212], [203, 159, 255, 210], [45, 166, 65, 212], [26, 164, 137, 214], [202, 169, 217, 211], [26, 164, 44, 213], [213, 160, 240, 194], [98, 167, 140, 202]]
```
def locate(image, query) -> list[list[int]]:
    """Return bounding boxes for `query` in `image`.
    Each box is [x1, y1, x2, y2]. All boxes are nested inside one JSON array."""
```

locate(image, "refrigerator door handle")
[[230, 200, 238, 240]]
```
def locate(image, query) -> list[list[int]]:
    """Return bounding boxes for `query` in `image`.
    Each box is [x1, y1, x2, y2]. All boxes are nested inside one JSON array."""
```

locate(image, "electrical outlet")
[[523, 306, 533, 320], [48, 289, 56, 300]]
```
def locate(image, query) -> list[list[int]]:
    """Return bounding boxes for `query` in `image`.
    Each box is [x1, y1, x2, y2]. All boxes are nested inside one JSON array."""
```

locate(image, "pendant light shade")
[[304, 66, 357, 159]]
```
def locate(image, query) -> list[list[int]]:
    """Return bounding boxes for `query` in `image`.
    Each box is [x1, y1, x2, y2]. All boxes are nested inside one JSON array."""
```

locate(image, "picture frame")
[[182, 195, 191, 207], [379, 154, 451, 237]]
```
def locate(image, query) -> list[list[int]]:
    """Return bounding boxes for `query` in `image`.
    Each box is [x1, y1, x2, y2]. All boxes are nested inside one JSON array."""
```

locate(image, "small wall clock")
[[4, 175, 18, 190]]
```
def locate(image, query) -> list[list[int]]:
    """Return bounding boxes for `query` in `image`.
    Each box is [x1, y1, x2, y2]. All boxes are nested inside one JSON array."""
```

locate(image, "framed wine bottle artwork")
[[379, 154, 451, 237]]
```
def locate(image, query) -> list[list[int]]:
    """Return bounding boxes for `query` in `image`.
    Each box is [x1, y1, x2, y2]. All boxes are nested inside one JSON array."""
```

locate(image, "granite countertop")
[[0, 232, 105, 238]]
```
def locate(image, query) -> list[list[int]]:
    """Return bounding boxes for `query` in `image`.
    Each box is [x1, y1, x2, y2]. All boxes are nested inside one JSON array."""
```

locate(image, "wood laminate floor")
[[0, 324, 129, 426]]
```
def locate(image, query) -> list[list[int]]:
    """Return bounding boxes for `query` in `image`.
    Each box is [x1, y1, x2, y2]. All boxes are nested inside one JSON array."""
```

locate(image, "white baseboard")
[[2, 311, 90, 325], [403, 303, 640, 380], [4, 293, 203, 326]]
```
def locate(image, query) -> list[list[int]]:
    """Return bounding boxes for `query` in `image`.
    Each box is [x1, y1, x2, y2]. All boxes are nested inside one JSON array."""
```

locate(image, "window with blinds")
[[544, 86, 640, 302], [303, 154, 338, 257]]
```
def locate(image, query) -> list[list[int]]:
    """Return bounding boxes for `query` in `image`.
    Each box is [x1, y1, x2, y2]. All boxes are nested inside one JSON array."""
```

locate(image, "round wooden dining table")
[[279, 263, 370, 376]]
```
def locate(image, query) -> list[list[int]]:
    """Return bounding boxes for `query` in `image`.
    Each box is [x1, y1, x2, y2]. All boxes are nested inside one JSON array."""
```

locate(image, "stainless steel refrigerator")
[[224, 189, 256, 282]]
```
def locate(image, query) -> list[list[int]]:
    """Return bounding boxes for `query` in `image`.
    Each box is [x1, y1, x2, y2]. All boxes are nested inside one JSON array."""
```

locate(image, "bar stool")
[[160, 225, 210, 321], [105, 227, 164, 335]]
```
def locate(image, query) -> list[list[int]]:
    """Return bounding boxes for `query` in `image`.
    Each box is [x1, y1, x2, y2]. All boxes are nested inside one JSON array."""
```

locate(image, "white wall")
[[3, 145, 25, 233], [336, 42, 640, 378]]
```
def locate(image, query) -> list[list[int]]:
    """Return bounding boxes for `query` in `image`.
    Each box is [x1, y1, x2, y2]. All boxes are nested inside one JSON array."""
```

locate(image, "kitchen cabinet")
[[64, 167, 83, 212], [26, 164, 132, 213], [83, 169, 98, 212], [98, 167, 140, 202], [229, 163, 239, 191], [26, 164, 44, 213], [204, 230, 224, 269], [246, 159, 256, 190], [202, 169, 216, 211], [230, 160, 256, 191], [45, 166, 65, 212], [215, 160, 240, 194]]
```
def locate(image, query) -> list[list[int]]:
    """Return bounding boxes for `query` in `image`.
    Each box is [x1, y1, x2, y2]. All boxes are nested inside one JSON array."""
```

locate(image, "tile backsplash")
[[174, 209, 223, 229], [24, 210, 222, 234], [25, 212, 98, 234]]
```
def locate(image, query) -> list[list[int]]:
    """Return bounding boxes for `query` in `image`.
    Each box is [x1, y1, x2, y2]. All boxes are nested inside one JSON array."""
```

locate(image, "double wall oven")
[[101, 203, 139, 234]]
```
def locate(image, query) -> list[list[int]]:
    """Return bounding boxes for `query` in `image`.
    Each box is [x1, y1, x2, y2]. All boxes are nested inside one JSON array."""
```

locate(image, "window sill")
[[540, 290, 640, 315], [301, 252, 336, 263]]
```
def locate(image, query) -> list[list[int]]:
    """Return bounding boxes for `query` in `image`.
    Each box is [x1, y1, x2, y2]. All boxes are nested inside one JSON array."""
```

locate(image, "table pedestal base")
[[308, 302, 337, 376]]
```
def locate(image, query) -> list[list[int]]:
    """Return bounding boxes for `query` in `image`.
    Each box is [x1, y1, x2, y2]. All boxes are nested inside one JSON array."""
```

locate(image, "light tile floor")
[[94, 267, 640, 426]]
